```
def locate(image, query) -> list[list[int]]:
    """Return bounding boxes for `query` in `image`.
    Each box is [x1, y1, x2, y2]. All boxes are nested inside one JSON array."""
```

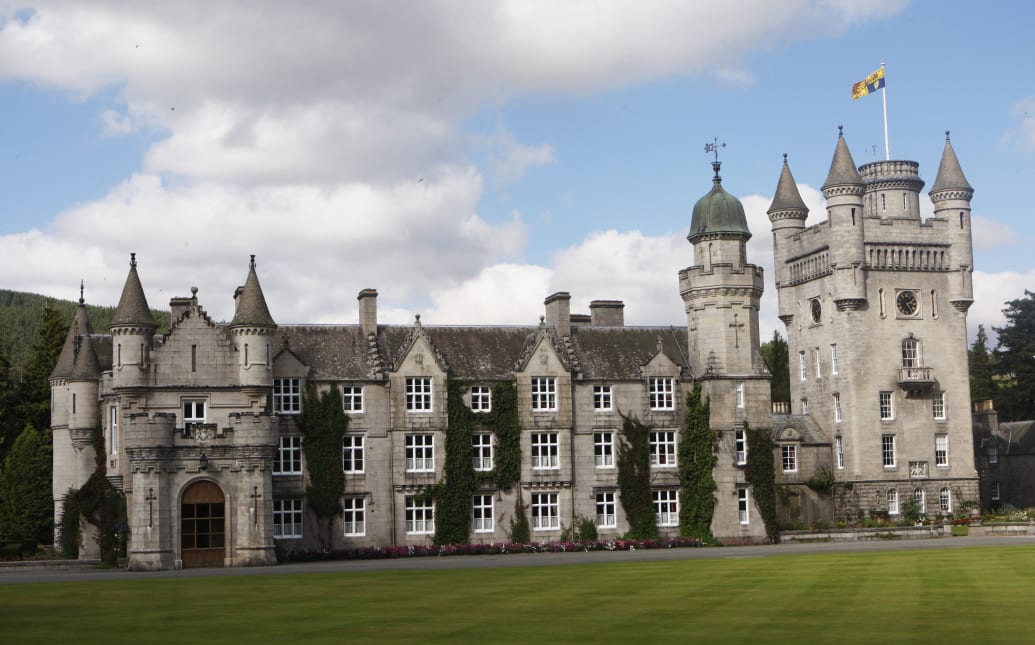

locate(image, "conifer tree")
[[993, 291, 1035, 421], [969, 324, 996, 404], [0, 425, 53, 545], [0, 349, 15, 462], [16, 300, 68, 437], [759, 330, 790, 406]]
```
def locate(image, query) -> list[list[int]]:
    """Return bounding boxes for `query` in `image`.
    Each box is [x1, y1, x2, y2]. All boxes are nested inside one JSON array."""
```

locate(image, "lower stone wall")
[[781, 525, 950, 543]]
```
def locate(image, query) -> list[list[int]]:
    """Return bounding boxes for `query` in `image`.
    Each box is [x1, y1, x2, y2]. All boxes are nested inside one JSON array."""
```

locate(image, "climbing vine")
[[744, 421, 779, 543], [300, 383, 348, 549], [617, 413, 658, 539], [678, 383, 716, 542], [59, 422, 127, 564], [434, 380, 521, 545]]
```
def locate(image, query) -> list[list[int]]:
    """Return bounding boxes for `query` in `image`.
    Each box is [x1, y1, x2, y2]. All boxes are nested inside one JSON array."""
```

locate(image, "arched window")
[[901, 337, 921, 367]]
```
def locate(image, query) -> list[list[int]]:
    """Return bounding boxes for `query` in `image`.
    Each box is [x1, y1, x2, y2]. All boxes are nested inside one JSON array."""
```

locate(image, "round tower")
[[228, 255, 277, 388], [929, 131, 975, 313], [767, 153, 809, 323], [822, 128, 867, 310], [109, 253, 157, 390]]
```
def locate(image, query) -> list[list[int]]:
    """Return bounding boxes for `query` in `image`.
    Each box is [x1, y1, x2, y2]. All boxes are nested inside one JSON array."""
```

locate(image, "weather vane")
[[704, 137, 726, 163]]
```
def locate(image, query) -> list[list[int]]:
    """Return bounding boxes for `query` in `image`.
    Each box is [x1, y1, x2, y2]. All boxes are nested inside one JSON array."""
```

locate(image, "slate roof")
[[822, 129, 863, 191], [996, 421, 1035, 454], [768, 157, 809, 215], [930, 134, 973, 195], [230, 259, 276, 328], [52, 302, 95, 379], [273, 323, 691, 382], [111, 255, 157, 328]]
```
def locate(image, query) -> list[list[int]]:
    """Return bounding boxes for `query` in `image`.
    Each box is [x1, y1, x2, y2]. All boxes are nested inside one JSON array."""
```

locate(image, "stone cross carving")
[[145, 487, 157, 528], [729, 313, 745, 349]]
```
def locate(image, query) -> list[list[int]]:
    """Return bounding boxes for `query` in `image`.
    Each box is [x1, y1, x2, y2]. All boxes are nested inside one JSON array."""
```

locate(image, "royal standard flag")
[[851, 67, 885, 100]]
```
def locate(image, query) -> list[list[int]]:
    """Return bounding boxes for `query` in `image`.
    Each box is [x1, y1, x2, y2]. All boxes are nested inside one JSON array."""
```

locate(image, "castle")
[[49, 130, 978, 569]]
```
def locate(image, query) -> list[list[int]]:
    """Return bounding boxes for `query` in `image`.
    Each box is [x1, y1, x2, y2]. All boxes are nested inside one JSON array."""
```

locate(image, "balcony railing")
[[898, 366, 935, 393]]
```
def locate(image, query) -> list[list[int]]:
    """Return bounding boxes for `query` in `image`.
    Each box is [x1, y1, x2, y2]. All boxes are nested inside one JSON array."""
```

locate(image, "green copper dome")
[[688, 163, 751, 241]]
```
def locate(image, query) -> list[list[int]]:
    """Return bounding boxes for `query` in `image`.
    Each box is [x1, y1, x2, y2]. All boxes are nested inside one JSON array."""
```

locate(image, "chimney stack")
[[589, 300, 625, 327], [358, 289, 378, 337], [544, 292, 571, 337]]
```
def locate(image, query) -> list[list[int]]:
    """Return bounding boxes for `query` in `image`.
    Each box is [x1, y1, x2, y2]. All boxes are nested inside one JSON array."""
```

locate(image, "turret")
[[109, 253, 157, 389], [822, 128, 867, 310], [688, 161, 752, 272], [228, 255, 277, 387], [929, 131, 975, 312], [767, 154, 809, 322]]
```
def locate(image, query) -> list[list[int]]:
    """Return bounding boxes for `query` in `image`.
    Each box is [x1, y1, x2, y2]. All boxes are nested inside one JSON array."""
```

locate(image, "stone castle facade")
[[49, 130, 979, 569], [769, 129, 980, 520]]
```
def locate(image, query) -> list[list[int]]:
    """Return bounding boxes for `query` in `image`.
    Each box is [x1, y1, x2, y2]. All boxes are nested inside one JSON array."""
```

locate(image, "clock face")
[[896, 290, 919, 317], [810, 299, 822, 323]]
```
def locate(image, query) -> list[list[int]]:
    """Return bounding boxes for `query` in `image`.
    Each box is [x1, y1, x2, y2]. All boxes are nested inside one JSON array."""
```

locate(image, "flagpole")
[[881, 62, 890, 160]]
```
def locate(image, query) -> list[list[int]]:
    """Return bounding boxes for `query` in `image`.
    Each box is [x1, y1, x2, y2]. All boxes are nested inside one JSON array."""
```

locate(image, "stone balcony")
[[898, 366, 935, 394]]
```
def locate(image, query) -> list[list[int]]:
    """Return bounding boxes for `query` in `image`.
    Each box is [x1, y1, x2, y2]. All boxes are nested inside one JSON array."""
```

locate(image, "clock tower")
[[768, 129, 979, 520]]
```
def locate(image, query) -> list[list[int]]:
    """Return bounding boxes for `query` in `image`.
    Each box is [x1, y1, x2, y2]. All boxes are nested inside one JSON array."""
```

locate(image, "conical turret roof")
[[230, 255, 276, 328], [69, 332, 101, 381], [110, 253, 156, 328], [688, 162, 751, 241], [52, 288, 95, 379], [768, 155, 809, 215], [930, 131, 973, 194], [822, 127, 863, 191]]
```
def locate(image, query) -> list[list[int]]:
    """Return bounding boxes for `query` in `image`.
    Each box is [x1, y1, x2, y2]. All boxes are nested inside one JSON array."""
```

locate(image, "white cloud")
[[972, 215, 1018, 250]]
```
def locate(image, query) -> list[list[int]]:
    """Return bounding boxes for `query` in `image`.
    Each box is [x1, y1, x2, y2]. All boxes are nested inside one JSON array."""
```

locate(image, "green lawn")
[[3, 546, 1034, 643]]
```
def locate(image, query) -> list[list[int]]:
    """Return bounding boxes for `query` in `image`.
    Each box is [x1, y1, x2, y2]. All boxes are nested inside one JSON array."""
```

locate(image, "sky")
[[1, 1, 1033, 346]]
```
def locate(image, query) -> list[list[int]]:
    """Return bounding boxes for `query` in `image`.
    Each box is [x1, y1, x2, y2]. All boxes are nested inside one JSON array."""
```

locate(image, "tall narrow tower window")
[[851, 207, 856, 226], [191, 345, 197, 372], [881, 193, 887, 212]]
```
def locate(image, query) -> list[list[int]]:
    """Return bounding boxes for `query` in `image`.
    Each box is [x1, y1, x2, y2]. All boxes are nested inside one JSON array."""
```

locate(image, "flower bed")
[[277, 537, 703, 563]]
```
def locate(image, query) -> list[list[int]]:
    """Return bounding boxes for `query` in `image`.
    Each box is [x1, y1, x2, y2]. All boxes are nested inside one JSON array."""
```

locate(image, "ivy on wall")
[[300, 384, 348, 549], [744, 421, 779, 543], [617, 414, 658, 540], [678, 383, 716, 542], [434, 381, 521, 546], [60, 422, 127, 564]]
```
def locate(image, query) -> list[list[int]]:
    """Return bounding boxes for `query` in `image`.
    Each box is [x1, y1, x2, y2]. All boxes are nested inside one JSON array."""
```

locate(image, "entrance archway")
[[181, 481, 225, 568]]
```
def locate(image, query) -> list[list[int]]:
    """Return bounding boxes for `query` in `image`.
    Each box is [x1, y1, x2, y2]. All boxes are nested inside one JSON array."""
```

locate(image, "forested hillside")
[[0, 289, 170, 377]]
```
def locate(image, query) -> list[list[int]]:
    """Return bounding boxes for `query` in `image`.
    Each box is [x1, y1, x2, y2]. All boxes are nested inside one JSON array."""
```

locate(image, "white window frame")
[[991, 481, 1000, 501], [405, 377, 433, 412], [649, 431, 676, 468], [405, 495, 434, 534], [988, 444, 998, 464], [342, 385, 364, 413], [882, 434, 896, 468], [472, 494, 494, 533], [595, 492, 616, 529], [531, 432, 559, 470], [472, 433, 494, 471], [273, 499, 303, 539], [914, 488, 926, 514], [342, 435, 365, 474], [273, 378, 301, 414], [735, 381, 745, 409], [183, 399, 206, 427], [531, 493, 559, 531], [738, 487, 750, 524], [653, 489, 679, 527], [835, 436, 845, 470], [405, 433, 435, 472], [935, 434, 949, 467], [594, 431, 614, 468], [799, 351, 807, 381], [800, 398, 809, 415], [833, 392, 842, 424], [343, 496, 366, 536], [901, 337, 921, 368], [110, 405, 119, 455], [649, 377, 675, 410], [470, 386, 492, 412], [939, 487, 952, 514], [593, 385, 613, 412], [880, 391, 894, 421], [782, 444, 798, 473], [830, 343, 839, 375], [887, 489, 899, 515], [814, 348, 822, 378], [531, 377, 557, 411], [274, 436, 302, 475], [933, 391, 946, 420], [735, 428, 747, 466]]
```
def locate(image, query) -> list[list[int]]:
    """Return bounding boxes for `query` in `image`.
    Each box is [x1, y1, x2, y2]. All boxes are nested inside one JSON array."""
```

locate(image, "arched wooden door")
[[181, 481, 225, 568]]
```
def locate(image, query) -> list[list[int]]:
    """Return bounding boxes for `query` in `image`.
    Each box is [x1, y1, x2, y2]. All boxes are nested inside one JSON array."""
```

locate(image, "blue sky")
[[0, 1, 1032, 344]]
